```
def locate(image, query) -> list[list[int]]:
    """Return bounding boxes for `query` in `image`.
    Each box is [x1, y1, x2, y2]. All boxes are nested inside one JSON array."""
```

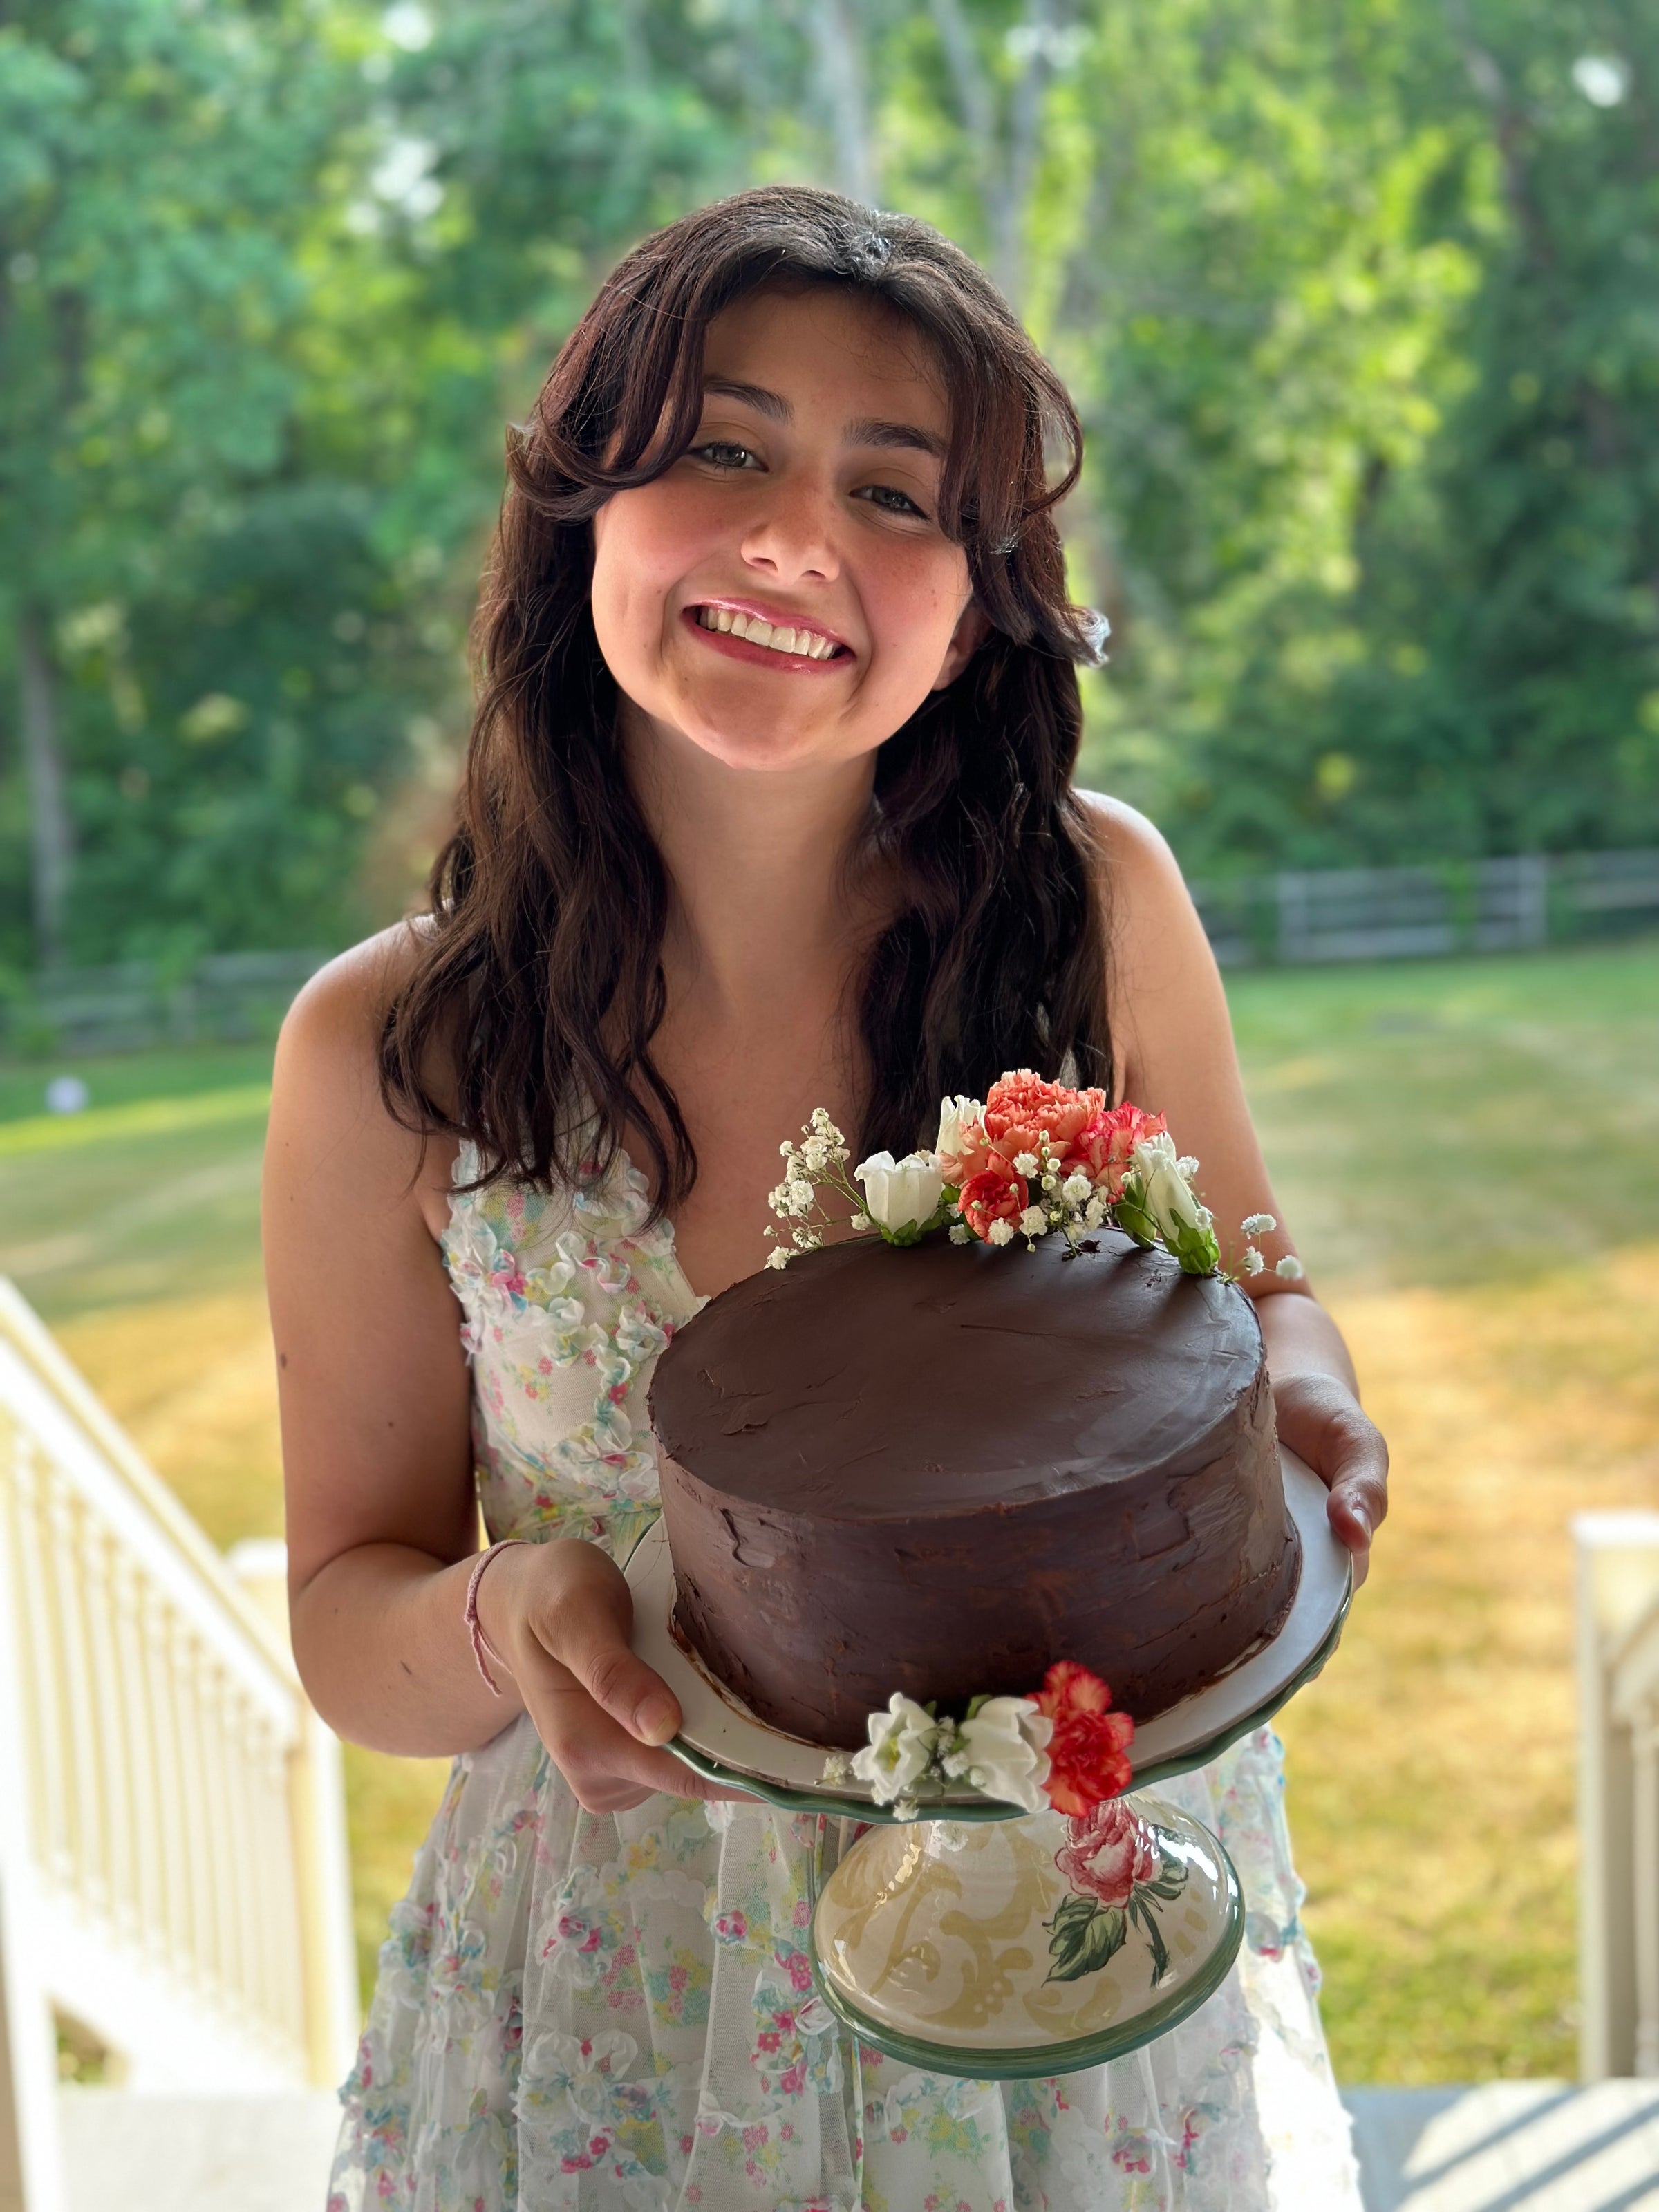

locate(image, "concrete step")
[[1342, 2081, 1659, 2212], [59, 2087, 340, 2212]]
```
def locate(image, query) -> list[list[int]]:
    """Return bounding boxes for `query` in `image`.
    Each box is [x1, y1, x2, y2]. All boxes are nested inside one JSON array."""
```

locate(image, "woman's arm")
[[1082, 794, 1389, 1577], [265, 930, 733, 1805]]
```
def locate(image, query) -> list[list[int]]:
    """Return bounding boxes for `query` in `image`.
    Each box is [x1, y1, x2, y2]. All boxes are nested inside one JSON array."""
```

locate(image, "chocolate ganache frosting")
[[648, 1227, 1301, 1749]]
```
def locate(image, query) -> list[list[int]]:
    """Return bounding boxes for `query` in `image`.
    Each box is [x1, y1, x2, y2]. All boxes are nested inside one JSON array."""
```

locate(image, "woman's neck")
[[621, 704, 885, 1019]]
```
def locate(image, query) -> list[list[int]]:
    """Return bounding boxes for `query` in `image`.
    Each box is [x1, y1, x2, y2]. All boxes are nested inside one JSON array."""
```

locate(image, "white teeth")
[[698, 607, 840, 659]]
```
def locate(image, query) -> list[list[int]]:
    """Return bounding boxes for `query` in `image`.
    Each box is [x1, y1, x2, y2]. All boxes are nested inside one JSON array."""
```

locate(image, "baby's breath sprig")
[[764, 1109, 862, 1271], [1226, 1212, 1304, 1284]]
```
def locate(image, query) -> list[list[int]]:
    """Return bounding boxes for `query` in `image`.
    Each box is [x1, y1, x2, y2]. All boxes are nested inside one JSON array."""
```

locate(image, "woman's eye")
[[856, 483, 928, 519], [691, 440, 760, 470]]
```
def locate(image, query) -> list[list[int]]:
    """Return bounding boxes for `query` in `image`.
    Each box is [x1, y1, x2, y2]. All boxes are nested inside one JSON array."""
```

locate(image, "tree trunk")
[[17, 603, 73, 971], [805, 0, 875, 206]]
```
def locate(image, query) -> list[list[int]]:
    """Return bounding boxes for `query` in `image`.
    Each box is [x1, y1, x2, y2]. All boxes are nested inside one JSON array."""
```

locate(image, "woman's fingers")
[[500, 1542, 752, 1811], [1273, 1370, 1389, 1583], [528, 1538, 684, 1745]]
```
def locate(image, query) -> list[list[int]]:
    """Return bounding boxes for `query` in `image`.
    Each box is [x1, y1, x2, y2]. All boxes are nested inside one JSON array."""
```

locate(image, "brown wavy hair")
[[382, 184, 1112, 1213]]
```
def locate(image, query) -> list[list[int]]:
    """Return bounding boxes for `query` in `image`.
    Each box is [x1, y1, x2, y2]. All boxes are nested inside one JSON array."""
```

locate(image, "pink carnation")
[[984, 1069, 1098, 1167], [1068, 1101, 1168, 1199]]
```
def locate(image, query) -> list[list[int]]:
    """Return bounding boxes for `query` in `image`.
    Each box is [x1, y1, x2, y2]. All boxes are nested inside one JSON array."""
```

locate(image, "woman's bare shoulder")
[[1070, 787, 1203, 948], [269, 918, 456, 1196], [1072, 787, 1181, 883], [281, 918, 432, 1062]]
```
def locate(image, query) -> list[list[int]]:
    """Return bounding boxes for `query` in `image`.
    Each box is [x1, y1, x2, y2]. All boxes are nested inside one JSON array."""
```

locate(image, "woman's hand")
[[475, 1538, 751, 1812], [1271, 1368, 1389, 1588]]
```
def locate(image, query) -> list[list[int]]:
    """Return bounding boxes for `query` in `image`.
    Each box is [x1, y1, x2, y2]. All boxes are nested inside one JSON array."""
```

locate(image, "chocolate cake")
[[648, 1228, 1300, 1749]]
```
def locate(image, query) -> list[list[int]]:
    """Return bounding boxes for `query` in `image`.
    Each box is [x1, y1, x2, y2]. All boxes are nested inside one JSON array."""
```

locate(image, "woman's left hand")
[[1272, 1369, 1389, 1588]]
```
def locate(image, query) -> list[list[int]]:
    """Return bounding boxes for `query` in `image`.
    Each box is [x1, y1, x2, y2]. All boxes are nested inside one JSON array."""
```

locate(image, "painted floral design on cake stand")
[[807, 1793, 1241, 2076]]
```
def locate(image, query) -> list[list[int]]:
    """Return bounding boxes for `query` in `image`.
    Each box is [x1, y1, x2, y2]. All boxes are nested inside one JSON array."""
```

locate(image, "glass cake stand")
[[625, 1446, 1352, 2077]]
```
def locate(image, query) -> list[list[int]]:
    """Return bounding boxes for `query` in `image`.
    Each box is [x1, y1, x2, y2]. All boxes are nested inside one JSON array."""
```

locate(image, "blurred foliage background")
[[2, 0, 1658, 973]]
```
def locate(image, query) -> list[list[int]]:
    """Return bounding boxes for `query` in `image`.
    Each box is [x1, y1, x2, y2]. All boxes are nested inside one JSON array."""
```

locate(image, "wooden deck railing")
[[1576, 1512, 1659, 2082], [0, 1277, 356, 2211]]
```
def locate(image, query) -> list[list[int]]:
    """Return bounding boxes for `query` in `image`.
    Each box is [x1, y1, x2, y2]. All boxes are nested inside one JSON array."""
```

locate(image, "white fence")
[[0, 1277, 357, 2212], [1576, 1513, 1659, 2081], [1194, 847, 1659, 968]]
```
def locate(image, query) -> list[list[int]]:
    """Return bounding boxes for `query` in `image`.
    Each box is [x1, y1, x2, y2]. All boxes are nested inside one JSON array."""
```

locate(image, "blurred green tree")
[[1, 0, 1656, 968]]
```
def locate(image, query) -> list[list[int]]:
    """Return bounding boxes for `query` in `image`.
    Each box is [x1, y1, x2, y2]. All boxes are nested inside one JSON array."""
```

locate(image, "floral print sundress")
[[328, 1145, 1361, 2211]]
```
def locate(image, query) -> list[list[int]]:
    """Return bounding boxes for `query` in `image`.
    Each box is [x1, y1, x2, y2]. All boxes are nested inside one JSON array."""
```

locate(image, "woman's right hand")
[[474, 1537, 750, 1812]]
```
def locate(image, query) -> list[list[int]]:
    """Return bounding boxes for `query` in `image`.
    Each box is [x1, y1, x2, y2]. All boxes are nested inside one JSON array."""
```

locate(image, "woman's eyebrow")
[[845, 415, 948, 462], [702, 376, 791, 422], [700, 377, 946, 462]]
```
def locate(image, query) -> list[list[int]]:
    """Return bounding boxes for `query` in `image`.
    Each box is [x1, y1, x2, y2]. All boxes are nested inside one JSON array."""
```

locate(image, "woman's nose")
[[738, 475, 841, 584]]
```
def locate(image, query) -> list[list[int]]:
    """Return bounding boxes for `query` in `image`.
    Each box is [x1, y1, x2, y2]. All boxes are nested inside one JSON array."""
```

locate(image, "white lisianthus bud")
[[1018, 1205, 1049, 1237], [854, 1151, 945, 1242], [850, 1694, 940, 1804], [934, 1094, 986, 1183], [1241, 1212, 1277, 1237], [987, 1219, 1016, 1246], [941, 1697, 1053, 1815], [1129, 1132, 1221, 1276], [1275, 1254, 1306, 1280]]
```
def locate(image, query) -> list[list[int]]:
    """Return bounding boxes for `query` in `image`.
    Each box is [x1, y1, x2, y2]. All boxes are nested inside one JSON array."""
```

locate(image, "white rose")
[[933, 1094, 986, 1183], [851, 1694, 941, 1804], [854, 1150, 944, 1239], [941, 1697, 1053, 1814]]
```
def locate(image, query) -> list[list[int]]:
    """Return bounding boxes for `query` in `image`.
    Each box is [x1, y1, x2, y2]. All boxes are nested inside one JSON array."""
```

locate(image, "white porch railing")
[[1575, 1512, 1659, 2081], [0, 1277, 357, 2212]]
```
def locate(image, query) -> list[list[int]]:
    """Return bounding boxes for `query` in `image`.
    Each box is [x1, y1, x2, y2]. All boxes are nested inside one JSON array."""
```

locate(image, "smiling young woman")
[[265, 186, 1378, 2211]]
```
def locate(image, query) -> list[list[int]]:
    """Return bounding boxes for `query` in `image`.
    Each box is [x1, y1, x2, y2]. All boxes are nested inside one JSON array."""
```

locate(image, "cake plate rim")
[[626, 1442, 1352, 1820]]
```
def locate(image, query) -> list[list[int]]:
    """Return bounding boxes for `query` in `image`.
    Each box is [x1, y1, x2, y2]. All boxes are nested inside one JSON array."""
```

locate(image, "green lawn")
[[5, 937, 1658, 2078]]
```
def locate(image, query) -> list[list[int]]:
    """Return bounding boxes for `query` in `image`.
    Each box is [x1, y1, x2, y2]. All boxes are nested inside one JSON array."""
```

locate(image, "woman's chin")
[[663, 711, 865, 778]]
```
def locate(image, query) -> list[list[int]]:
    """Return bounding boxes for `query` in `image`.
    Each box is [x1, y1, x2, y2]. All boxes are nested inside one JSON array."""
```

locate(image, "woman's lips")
[[679, 604, 852, 673]]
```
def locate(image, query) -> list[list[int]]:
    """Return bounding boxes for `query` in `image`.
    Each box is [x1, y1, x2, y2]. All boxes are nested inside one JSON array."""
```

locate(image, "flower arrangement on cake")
[[823, 1658, 1134, 1821], [765, 1067, 1303, 1286], [822, 1658, 1192, 1986]]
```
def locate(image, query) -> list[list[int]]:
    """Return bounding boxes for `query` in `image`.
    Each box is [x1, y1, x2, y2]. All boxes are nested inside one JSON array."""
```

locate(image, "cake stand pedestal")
[[626, 1445, 1351, 2077]]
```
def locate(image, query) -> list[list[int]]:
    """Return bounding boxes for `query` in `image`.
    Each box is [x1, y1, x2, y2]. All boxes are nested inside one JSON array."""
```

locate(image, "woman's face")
[[590, 283, 984, 776]]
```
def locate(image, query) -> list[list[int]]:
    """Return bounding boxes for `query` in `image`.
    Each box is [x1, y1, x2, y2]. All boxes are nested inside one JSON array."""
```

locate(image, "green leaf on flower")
[[1115, 1195, 1158, 1248]]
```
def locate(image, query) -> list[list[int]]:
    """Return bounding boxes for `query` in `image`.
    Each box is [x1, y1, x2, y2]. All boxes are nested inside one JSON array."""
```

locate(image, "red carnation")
[[1035, 1659, 1134, 1815], [957, 1165, 1029, 1243], [1069, 1101, 1169, 1200]]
